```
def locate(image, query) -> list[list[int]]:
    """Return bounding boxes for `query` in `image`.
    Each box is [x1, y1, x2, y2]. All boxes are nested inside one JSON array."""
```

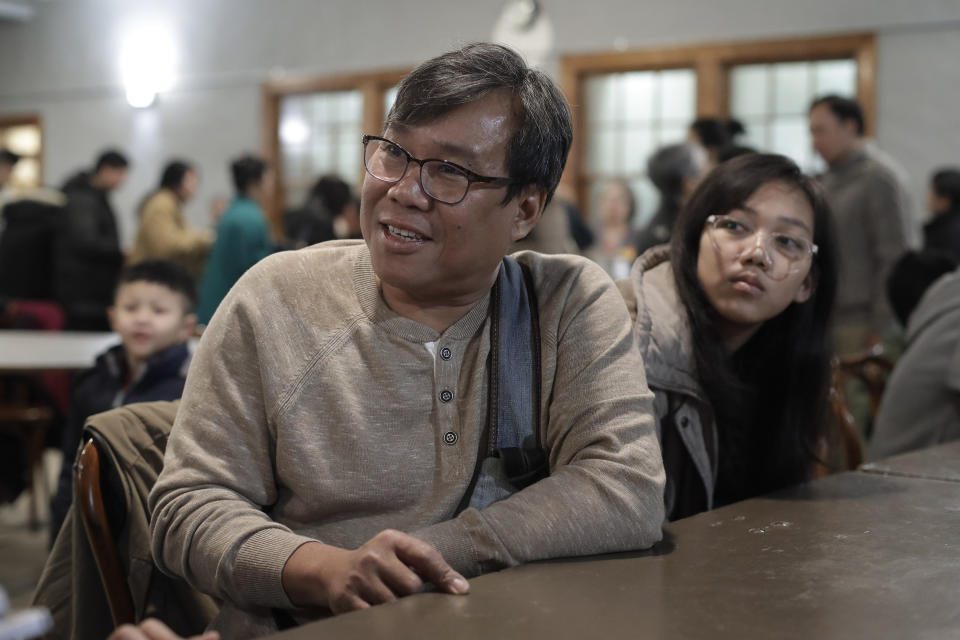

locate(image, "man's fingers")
[[378, 554, 426, 596], [108, 625, 147, 640], [391, 533, 469, 594], [138, 619, 186, 640]]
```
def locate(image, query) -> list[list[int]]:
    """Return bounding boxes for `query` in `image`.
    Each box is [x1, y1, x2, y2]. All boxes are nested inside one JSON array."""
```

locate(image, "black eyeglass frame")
[[361, 134, 521, 205]]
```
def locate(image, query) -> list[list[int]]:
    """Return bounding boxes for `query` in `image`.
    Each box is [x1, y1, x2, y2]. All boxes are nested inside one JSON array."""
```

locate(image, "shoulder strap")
[[456, 257, 546, 514]]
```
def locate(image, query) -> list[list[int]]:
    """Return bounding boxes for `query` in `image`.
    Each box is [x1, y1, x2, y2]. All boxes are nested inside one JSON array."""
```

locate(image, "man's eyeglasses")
[[361, 135, 519, 205], [705, 213, 818, 281]]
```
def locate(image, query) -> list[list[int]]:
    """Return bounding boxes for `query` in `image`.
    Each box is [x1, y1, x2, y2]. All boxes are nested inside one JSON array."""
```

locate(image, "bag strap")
[[455, 256, 545, 515]]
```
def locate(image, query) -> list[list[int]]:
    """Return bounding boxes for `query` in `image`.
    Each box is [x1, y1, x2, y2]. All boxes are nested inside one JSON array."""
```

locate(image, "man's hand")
[[108, 619, 218, 640], [281, 529, 469, 614]]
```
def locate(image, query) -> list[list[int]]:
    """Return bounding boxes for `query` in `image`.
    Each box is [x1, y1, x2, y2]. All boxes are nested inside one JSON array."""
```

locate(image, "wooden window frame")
[[0, 113, 44, 187], [261, 68, 409, 238], [561, 33, 876, 211]]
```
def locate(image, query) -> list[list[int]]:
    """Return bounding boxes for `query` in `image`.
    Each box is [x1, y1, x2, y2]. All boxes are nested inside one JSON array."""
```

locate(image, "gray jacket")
[[620, 246, 718, 520], [868, 268, 960, 460]]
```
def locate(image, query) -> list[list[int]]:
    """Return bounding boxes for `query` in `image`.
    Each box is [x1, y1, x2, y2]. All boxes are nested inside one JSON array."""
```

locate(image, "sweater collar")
[[352, 246, 491, 343]]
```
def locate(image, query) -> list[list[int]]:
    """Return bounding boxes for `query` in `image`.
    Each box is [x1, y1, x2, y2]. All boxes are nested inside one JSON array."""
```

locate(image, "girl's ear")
[[793, 270, 815, 304]]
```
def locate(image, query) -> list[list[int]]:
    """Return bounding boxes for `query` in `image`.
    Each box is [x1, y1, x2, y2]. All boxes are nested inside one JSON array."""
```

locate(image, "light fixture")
[[120, 23, 176, 108]]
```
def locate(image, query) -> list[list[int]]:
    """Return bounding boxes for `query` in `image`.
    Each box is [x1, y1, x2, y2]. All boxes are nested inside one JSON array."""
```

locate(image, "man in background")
[[55, 149, 129, 330], [809, 95, 912, 354]]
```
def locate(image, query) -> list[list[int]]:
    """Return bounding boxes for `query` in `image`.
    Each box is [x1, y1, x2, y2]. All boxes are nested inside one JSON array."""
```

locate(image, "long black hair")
[[670, 153, 838, 503]]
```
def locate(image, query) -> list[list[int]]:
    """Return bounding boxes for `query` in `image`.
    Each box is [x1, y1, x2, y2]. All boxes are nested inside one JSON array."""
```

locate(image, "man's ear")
[[511, 185, 547, 242], [794, 270, 816, 304]]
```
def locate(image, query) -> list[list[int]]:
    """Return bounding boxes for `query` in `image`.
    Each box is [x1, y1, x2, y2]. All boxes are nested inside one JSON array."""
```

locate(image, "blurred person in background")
[[284, 174, 352, 249], [129, 160, 212, 280], [589, 177, 638, 279], [55, 149, 129, 330], [809, 95, 912, 354], [196, 154, 274, 325], [922, 167, 960, 262], [688, 118, 745, 167], [635, 142, 708, 255]]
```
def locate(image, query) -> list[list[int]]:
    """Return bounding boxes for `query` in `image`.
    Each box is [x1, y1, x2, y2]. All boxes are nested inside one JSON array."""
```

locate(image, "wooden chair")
[[814, 345, 895, 477], [75, 437, 136, 628], [0, 378, 55, 529]]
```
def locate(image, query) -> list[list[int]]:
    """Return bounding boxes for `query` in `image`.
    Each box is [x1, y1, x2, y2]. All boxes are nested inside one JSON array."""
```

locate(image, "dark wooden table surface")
[[860, 440, 960, 483], [265, 450, 960, 639]]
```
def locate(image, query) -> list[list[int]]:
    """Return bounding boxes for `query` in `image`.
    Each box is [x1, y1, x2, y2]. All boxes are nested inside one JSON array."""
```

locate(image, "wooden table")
[[264, 452, 960, 639], [0, 330, 118, 372], [0, 329, 117, 527]]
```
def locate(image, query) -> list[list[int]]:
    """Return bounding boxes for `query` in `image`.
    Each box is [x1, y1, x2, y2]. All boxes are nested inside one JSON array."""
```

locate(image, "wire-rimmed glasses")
[[705, 213, 818, 281]]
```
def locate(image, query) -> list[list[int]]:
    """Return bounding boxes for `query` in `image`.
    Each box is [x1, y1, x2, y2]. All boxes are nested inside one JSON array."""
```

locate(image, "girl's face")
[[696, 181, 816, 348]]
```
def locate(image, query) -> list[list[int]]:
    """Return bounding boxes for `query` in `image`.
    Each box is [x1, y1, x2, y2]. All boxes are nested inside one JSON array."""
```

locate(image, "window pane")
[[730, 58, 857, 168], [730, 64, 768, 118], [659, 69, 696, 121], [621, 72, 656, 121], [587, 127, 619, 174], [769, 116, 809, 159], [622, 126, 654, 174], [814, 59, 857, 97], [586, 75, 618, 124], [773, 62, 810, 115], [279, 89, 364, 207]]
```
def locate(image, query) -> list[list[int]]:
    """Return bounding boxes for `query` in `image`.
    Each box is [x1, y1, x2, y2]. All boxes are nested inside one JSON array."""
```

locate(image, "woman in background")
[[129, 160, 212, 280], [621, 153, 838, 520]]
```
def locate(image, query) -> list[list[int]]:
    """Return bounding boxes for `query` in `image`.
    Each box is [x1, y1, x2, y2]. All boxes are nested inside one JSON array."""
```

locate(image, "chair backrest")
[[74, 438, 135, 628], [814, 346, 895, 477]]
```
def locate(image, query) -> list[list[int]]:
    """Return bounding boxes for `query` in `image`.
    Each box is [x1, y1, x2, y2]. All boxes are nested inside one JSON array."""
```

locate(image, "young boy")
[[49, 259, 197, 543]]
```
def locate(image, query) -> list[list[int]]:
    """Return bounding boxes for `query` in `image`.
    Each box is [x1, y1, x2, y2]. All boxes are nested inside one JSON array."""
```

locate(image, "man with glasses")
[[150, 43, 665, 636]]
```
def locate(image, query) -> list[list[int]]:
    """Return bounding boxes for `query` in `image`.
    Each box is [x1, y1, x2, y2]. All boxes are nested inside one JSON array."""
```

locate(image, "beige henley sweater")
[[149, 240, 665, 633]]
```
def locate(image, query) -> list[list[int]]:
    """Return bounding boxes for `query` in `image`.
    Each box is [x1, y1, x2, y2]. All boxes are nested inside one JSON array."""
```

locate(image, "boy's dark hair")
[[116, 260, 197, 311], [886, 250, 959, 327], [0, 149, 21, 166], [231, 154, 267, 196], [95, 149, 130, 171], [160, 160, 194, 191], [809, 95, 865, 136], [931, 168, 960, 211]]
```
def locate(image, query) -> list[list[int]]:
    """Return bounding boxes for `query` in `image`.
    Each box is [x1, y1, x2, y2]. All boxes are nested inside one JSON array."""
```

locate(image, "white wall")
[[1, 0, 958, 246]]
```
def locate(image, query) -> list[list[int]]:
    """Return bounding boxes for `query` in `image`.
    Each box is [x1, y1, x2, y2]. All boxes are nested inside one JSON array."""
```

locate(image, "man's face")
[[360, 90, 544, 305], [809, 104, 858, 166], [97, 166, 128, 192]]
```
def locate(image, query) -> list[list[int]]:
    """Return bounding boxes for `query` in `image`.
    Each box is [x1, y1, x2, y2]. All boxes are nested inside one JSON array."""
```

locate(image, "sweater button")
[[440, 346, 453, 360], [443, 431, 458, 445], [439, 389, 454, 403]]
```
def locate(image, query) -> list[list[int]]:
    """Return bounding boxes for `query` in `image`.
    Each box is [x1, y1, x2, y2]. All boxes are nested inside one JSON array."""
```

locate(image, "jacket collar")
[[630, 245, 706, 401], [97, 342, 192, 389]]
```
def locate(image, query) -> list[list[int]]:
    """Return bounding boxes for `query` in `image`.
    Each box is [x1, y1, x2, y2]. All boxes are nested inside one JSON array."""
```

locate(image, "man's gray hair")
[[386, 42, 572, 206]]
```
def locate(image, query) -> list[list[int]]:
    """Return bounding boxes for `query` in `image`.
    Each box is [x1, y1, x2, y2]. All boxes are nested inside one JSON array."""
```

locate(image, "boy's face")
[[108, 281, 196, 366]]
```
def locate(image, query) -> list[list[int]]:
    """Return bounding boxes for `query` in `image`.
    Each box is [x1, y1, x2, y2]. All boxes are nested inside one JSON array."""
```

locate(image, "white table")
[[0, 330, 119, 372]]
